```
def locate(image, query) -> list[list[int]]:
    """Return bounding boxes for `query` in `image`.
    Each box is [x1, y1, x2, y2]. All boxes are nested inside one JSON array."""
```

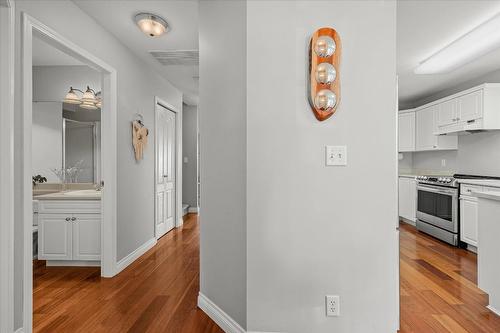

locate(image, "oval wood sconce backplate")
[[308, 27, 342, 121]]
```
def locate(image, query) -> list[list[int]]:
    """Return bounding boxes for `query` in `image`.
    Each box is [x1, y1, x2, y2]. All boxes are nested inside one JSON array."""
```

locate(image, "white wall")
[[14, 1, 183, 329], [182, 103, 198, 208], [32, 102, 62, 182], [199, 0, 247, 328], [246, 1, 398, 332]]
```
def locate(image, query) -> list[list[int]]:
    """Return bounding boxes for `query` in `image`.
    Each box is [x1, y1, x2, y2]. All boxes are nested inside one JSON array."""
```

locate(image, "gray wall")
[[182, 104, 198, 208], [199, 0, 247, 329], [246, 1, 399, 332], [407, 69, 500, 176], [14, 1, 183, 329]]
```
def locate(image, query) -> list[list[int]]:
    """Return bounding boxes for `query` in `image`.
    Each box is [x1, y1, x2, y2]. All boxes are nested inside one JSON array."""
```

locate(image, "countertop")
[[457, 179, 500, 188], [34, 189, 101, 201]]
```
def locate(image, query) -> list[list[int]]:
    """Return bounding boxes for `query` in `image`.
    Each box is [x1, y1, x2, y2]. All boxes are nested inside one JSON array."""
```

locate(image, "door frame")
[[21, 13, 118, 332], [154, 96, 182, 240], [0, 0, 15, 331]]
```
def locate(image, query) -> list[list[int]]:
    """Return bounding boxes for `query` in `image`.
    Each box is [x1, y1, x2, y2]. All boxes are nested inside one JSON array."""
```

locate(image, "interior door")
[[156, 105, 176, 239]]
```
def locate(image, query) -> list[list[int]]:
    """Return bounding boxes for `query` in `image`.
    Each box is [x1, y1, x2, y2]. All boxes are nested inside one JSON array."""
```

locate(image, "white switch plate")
[[326, 146, 347, 166], [184, 157, 188, 163], [326, 295, 340, 317]]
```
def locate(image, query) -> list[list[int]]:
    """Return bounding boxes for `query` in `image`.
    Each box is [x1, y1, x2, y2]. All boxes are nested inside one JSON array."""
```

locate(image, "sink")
[[61, 189, 100, 196]]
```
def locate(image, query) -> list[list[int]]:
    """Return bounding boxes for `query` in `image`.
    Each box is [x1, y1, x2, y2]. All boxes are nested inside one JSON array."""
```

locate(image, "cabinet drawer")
[[460, 184, 483, 196], [38, 200, 101, 214]]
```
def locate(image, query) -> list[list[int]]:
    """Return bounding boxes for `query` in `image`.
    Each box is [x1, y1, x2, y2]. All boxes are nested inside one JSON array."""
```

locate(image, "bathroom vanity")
[[35, 189, 101, 266]]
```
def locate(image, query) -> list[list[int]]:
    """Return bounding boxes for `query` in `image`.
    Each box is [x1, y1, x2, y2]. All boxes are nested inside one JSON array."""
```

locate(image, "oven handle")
[[417, 184, 458, 196]]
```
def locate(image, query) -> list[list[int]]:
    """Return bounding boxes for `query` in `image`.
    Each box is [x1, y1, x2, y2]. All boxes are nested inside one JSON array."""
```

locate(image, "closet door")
[[156, 104, 176, 239]]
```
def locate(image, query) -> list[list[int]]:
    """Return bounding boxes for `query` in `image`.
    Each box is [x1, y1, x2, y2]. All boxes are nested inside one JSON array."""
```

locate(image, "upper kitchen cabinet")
[[398, 110, 415, 152], [433, 84, 500, 134], [416, 105, 457, 151]]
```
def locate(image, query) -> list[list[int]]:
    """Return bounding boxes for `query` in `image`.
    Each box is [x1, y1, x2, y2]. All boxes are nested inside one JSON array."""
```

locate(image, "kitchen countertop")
[[34, 189, 101, 200], [457, 179, 500, 188]]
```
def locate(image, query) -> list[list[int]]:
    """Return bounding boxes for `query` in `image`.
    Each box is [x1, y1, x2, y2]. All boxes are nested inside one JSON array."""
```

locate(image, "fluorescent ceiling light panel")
[[414, 13, 500, 74]]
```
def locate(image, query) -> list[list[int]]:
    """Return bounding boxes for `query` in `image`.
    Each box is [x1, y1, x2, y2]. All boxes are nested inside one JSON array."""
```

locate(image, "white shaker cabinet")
[[399, 177, 416, 223], [398, 110, 415, 152], [38, 200, 101, 263], [416, 106, 457, 151]]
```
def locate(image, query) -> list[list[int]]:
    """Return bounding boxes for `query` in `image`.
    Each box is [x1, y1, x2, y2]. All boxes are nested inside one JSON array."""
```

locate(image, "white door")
[[156, 105, 176, 239], [72, 214, 101, 261], [38, 214, 72, 260]]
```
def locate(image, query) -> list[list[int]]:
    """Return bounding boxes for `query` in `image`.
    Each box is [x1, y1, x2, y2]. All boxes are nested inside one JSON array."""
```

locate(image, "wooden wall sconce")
[[308, 27, 341, 121]]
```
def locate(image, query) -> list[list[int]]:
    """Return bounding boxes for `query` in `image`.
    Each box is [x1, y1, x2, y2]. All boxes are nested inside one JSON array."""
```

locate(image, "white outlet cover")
[[326, 146, 347, 166], [326, 295, 340, 316]]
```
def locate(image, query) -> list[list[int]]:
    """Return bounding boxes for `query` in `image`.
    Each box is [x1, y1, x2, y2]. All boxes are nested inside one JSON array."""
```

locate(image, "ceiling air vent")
[[149, 50, 199, 66]]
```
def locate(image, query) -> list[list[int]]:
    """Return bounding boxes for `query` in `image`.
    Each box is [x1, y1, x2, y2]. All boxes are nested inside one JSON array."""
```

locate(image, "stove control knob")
[[445, 178, 451, 183]]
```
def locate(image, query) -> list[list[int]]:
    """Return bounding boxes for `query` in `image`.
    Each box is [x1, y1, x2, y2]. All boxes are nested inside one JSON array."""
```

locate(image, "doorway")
[[21, 13, 117, 332]]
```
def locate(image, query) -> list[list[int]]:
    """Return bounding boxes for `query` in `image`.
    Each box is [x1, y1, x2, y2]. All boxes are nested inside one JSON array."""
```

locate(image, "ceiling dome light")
[[63, 87, 82, 105], [135, 13, 168, 37]]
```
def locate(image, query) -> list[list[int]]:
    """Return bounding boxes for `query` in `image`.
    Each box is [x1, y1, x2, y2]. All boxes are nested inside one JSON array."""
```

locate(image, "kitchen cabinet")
[[399, 177, 416, 223], [416, 106, 457, 151], [460, 197, 478, 247], [38, 200, 101, 263], [398, 110, 415, 152]]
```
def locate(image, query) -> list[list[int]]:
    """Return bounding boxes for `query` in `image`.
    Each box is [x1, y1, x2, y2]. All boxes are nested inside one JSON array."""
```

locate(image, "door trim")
[[0, 1, 15, 331], [21, 13, 118, 332], [154, 97, 182, 240]]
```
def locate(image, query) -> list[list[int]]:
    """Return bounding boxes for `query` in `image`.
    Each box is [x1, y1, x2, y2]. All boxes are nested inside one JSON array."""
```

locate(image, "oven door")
[[417, 184, 458, 233]]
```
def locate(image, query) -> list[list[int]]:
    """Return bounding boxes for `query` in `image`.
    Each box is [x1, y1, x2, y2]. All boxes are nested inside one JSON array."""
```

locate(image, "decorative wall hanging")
[[308, 27, 341, 121], [132, 114, 149, 161]]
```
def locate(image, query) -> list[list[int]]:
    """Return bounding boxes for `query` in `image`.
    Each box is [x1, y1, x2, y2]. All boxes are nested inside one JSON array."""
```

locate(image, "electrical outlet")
[[325, 295, 340, 317], [441, 159, 446, 167]]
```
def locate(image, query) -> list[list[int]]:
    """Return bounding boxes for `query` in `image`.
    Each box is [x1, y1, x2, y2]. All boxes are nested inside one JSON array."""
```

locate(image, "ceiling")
[[398, 0, 500, 108], [74, 0, 199, 104], [33, 36, 84, 66]]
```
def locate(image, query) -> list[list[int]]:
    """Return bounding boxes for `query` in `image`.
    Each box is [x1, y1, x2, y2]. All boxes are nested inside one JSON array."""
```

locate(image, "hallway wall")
[[13, 1, 183, 329], [182, 103, 198, 209]]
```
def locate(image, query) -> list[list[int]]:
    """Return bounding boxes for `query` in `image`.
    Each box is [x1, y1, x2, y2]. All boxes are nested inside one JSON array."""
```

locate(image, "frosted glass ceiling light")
[[80, 101, 98, 110], [135, 13, 168, 37], [63, 87, 82, 105], [81, 86, 97, 103], [415, 13, 500, 74]]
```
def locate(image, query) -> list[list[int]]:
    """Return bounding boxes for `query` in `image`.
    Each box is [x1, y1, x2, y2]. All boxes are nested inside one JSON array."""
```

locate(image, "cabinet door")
[[408, 179, 417, 222], [458, 90, 482, 123], [38, 214, 72, 260], [437, 99, 457, 127], [398, 178, 410, 220], [398, 112, 415, 152], [72, 214, 101, 261], [460, 198, 478, 247], [416, 106, 438, 150]]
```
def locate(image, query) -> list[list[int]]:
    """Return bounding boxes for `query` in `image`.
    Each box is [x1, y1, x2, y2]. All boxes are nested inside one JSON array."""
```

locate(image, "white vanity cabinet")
[[38, 200, 101, 263]]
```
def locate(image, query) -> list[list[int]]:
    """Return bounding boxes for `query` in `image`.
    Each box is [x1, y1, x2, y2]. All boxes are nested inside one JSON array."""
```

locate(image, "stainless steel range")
[[415, 175, 459, 246]]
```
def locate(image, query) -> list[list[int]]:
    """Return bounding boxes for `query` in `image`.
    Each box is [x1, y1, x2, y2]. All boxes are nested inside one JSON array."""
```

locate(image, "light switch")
[[326, 146, 347, 166], [184, 157, 188, 163]]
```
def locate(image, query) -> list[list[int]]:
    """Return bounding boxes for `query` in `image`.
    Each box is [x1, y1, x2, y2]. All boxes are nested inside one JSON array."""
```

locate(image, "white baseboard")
[[188, 207, 199, 213], [487, 304, 500, 316], [15, 328, 24, 333], [46, 260, 100, 267], [198, 292, 246, 333], [115, 238, 156, 275], [399, 218, 416, 226]]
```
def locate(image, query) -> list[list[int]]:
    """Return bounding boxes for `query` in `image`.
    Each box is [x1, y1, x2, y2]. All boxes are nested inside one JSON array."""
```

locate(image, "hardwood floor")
[[33, 215, 500, 333], [33, 213, 223, 333], [399, 222, 500, 333]]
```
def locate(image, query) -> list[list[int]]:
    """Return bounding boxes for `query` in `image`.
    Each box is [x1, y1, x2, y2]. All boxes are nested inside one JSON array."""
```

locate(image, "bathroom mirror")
[[63, 118, 100, 184]]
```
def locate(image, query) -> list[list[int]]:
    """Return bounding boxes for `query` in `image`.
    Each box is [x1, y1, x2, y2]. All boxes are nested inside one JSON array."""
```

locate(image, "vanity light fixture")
[[308, 27, 342, 121], [63, 86, 101, 110], [415, 12, 500, 74], [134, 13, 169, 37]]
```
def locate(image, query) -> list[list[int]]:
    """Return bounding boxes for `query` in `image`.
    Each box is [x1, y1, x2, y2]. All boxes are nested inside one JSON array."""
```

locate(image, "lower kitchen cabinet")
[[399, 177, 416, 223], [460, 196, 478, 247], [39, 213, 101, 261]]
